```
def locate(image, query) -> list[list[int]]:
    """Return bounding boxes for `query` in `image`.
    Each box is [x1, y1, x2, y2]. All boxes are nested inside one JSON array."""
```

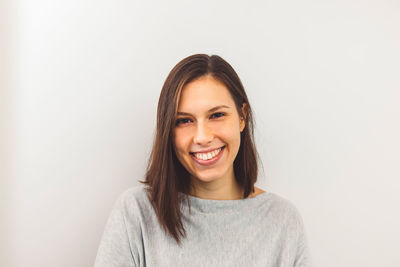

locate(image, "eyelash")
[[175, 112, 226, 125]]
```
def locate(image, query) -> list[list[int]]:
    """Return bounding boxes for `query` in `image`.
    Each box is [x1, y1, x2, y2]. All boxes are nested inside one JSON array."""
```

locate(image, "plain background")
[[1, 0, 400, 266]]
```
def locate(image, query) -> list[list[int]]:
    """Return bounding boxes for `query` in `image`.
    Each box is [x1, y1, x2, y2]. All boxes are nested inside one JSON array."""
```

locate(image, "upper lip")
[[191, 146, 224, 154]]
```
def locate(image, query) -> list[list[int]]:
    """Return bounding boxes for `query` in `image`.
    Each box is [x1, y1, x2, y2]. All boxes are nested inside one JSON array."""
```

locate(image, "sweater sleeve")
[[293, 209, 312, 267], [94, 191, 140, 267]]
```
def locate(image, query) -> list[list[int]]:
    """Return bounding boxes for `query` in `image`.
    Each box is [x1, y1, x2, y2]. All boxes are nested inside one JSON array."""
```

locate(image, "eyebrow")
[[177, 105, 231, 116]]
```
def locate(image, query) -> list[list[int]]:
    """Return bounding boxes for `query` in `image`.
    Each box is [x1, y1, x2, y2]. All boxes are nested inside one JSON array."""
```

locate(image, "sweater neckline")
[[179, 191, 270, 213]]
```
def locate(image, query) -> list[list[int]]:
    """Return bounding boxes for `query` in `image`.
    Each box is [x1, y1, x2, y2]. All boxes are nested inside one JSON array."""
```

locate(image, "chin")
[[193, 175, 219, 183], [191, 169, 226, 183]]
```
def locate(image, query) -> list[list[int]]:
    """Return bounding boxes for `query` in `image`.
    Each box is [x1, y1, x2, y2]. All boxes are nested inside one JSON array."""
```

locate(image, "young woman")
[[95, 54, 311, 267]]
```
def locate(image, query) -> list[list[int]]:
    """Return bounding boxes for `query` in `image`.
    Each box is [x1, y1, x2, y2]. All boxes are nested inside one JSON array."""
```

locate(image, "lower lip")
[[190, 146, 225, 166]]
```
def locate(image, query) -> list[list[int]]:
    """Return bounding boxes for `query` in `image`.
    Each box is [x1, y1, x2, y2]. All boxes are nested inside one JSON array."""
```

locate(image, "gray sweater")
[[94, 184, 312, 267]]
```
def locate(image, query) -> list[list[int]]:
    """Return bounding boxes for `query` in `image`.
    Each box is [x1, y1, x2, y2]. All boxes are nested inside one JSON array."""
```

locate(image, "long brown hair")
[[139, 54, 259, 245]]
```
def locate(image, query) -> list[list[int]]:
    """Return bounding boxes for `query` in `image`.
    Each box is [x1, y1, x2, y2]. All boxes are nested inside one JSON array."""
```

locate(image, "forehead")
[[177, 76, 235, 110]]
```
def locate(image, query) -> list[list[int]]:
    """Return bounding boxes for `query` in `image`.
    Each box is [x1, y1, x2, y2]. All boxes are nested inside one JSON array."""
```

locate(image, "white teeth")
[[193, 147, 223, 161]]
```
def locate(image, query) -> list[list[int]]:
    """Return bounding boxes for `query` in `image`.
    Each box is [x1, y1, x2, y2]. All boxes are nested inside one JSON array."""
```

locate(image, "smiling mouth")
[[190, 146, 226, 161]]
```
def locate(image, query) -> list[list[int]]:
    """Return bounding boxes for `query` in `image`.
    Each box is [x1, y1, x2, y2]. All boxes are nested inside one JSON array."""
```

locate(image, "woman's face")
[[173, 75, 245, 188]]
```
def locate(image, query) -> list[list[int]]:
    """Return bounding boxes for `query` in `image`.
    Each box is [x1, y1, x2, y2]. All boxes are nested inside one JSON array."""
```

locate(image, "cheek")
[[218, 121, 241, 142], [173, 129, 190, 154]]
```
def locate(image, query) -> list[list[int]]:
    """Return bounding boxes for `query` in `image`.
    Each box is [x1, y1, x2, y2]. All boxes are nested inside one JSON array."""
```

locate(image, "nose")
[[193, 121, 213, 145]]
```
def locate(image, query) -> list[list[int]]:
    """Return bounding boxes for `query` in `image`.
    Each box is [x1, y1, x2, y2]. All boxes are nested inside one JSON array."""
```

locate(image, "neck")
[[189, 172, 244, 200]]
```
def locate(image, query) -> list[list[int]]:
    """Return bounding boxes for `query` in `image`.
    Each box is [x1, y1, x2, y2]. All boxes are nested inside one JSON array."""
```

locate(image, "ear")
[[240, 103, 247, 132]]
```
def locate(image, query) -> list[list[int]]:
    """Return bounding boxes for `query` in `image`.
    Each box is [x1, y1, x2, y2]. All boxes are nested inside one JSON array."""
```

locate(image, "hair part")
[[139, 54, 259, 245]]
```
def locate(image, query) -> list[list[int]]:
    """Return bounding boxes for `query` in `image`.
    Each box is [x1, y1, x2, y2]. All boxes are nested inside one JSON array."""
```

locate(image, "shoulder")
[[117, 183, 151, 204], [263, 191, 305, 230], [117, 183, 150, 202], [266, 192, 300, 212], [111, 183, 152, 217]]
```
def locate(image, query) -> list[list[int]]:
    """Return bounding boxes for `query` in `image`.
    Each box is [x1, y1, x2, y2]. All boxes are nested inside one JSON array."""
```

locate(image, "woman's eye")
[[211, 112, 225, 119], [176, 118, 191, 125]]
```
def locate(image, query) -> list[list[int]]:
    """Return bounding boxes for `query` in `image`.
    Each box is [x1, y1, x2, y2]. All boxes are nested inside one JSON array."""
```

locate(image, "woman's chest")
[[138, 211, 297, 267]]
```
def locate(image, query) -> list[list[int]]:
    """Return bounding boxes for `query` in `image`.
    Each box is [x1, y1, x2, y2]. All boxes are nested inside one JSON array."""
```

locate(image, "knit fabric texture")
[[95, 184, 312, 267]]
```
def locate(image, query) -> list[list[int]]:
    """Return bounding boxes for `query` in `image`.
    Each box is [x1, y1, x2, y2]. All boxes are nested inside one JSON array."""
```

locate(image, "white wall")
[[2, 0, 400, 266], [1, 0, 18, 264]]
